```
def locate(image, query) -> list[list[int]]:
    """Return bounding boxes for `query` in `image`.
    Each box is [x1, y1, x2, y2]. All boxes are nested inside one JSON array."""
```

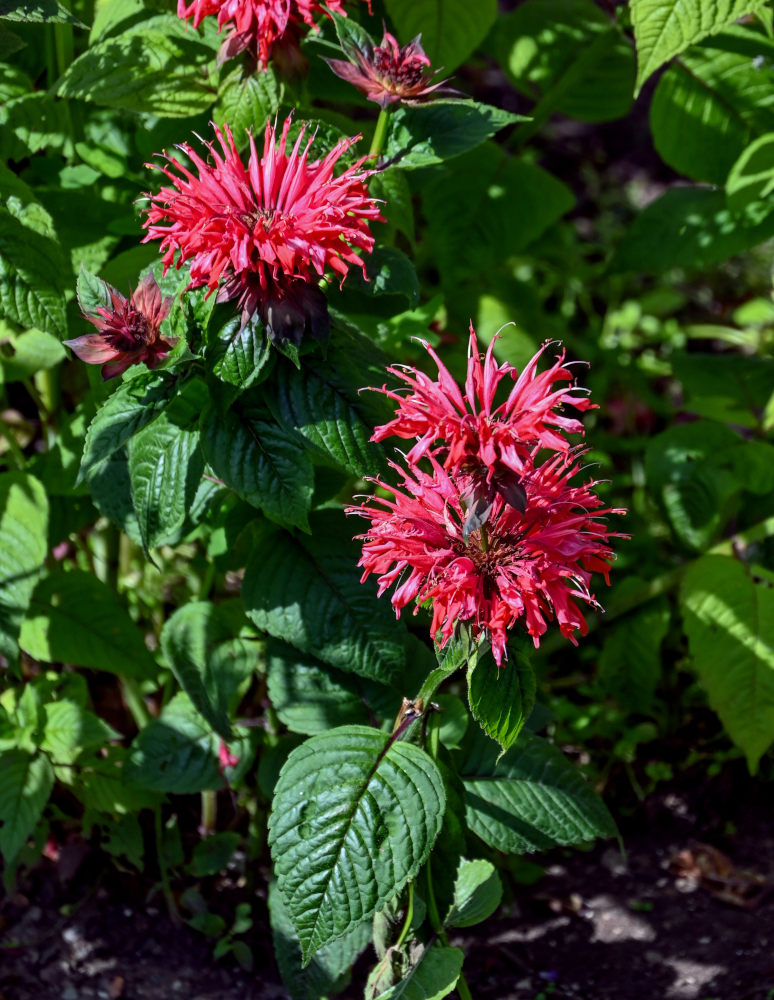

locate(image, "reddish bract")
[[64, 274, 175, 381]]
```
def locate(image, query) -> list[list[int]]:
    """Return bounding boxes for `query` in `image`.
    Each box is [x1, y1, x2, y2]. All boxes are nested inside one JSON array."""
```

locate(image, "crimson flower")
[[142, 116, 383, 339], [349, 450, 624, 665], [326, 28, 455, 108], [371, 327, 595, 530], [177, 0, 367, 67], [64, 274, 175, 380]]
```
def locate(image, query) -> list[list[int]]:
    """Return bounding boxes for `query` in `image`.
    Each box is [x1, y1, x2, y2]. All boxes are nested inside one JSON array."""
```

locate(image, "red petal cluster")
[[326, 30, 455, 109], [177, 0, 365, 67], [142, 116, 382, 321], [64, 274, 175, 381], [350, 451, 624, 665], [372, 325, 595, 479]]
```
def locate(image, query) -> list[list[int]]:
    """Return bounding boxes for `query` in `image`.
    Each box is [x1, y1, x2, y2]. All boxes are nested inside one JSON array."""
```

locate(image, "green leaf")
[[0, 750, 54, 862], [265, 356, 386, 479], [161, 602, 255, 741], [269, 879, 371, 1000], [191, 831, 241, 877], [269, 726, 445, 960], [266, 639, 400, 735], [19, 569, 158, 680], [0, 472, 48, 668], [445, 858, 502, 929], [87, 449, 143, 545], [644, 420, 746, 550], [631, 0, 769, 93], [368, 167, 415, 244], [727, 132, 774, 212], [680, 554, 774, 772], [374, 945, 464, 1000], [76, 263, 112, 316], [492, 0, 635, 124], [127, 382, 206, 551], [243, 510, 407, 684], [200, 399, 314, 532], [459, 728, 617, 854], [214, 66, 283, 141], [384, 0, 496, 73], [208, 313, 273, 392], [671, 352, 774, 427], [41, 700, 121, 764], [650, 28, 774, 185], [598, 592, 670, 714], [421, 143, 574, 291], [610, 186, 774, 274], [126, 692, 251, 794], [467, 643, 535, 758], [385, 100, 523, 169], [78, 370, 178, 483], [57, 15, 217, 117], [1, 327, 65, 382], [0, 207, 67, 338], [0, 0, 85, 26], [0, 92, 72, 161], [345, 246, 419, 307]]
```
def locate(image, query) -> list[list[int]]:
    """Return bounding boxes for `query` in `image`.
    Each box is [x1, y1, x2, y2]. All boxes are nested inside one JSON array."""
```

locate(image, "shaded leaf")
[[0, 750, 53, 862], [384, 0, 496, 73]]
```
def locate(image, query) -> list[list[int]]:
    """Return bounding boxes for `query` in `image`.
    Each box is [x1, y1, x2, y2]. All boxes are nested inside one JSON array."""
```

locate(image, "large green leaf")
[[214, 66, 283, 141], [598, 588, 670, 714], [467, 643, 535, 758], [242, 510, 407, 684], [384, 0, 496, 74], [491, 0, 635, 124], [265, 356, 386, 480], [0, 0, 85, 25], [610, 186, 774, 274], [126, 692, 252, 793], [650, 28, 774, 185], [127, 381, 206, 550], [266, 640, 401, 735], [727, 132, 774, 212], [57, 14, 217, 116], [269, 880, 371, 1000], [200, 399, 314, 532], [41, 700, 121, 765], [269, 726, 445, 960], [0, 750, 53, 862], [0, 472, 48, 668], [19, 570, 158, 680], [385, 100, 523, 169], [631, 0, 769, 92], [78, 370, 178, 483], [459, 728, 617, 854], [161, 602, 256, 741], [644, 420, 747, 550], [681, 554, 774, 772], [374, 946, 464, 1000], [208, 313, 273, 393], [0, 208, 67, 338]]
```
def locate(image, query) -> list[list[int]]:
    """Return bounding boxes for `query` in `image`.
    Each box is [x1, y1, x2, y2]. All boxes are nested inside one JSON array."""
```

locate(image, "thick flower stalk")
[[371, 327, 595, 526], [142, 116, 382, 333], [350, 451, 624, 665], [64, 274, 175, 380], [326, 28, 455, 108], [177, 0, 367, 67]]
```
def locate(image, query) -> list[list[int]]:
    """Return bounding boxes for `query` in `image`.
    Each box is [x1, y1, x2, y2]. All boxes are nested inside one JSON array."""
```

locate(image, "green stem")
[[154, 806, 181, 926], [394, 882, 414, 952], [369, 107, 390, 160], [0, 412, 27, 469], [121, 676, 151, 730], [201, 789, 217, 834]]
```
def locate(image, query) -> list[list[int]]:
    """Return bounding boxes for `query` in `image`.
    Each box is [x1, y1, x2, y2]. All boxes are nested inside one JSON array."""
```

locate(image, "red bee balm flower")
[[142, 117, 382, 329], [64, 274, 175, 380], [349, 451, 624, 665], [177, 0, 366, 67], [326, 29, 455, 108], [371, 327, 595, 528]]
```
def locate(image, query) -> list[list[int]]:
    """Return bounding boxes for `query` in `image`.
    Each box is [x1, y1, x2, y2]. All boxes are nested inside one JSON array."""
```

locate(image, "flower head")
[[177, 0, 368, 68], [64, 274, 175, 380], [326, 28, 455, 108], [371, 326, 595, 527], [142, 116, 383, 334], [349, 450, 624, 664]]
